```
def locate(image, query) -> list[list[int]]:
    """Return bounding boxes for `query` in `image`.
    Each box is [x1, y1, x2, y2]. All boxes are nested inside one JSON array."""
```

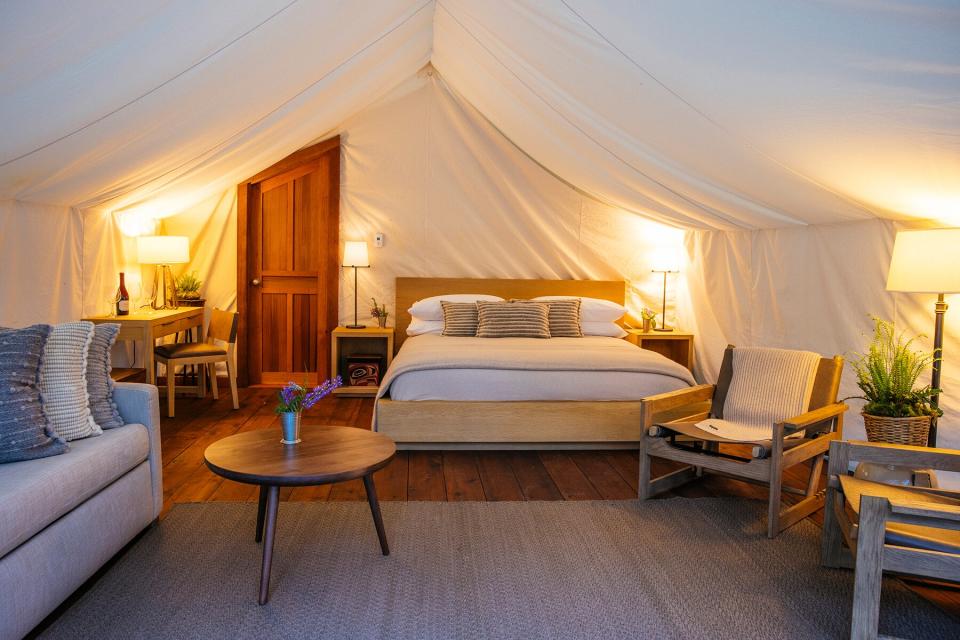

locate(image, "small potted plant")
[[275, 377, 342, 444], [371, 298, 389, 328], [175, 271, 204, 306], [640, 308, 658, 332], [850, 317, 941, 446]]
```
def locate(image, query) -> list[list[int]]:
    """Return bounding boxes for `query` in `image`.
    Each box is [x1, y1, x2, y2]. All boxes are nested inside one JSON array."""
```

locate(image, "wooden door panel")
[[261, 293, 288, 374], [238, 137, 340, 386], [261, 183, 291, 272], [292, 294, 318, 373]]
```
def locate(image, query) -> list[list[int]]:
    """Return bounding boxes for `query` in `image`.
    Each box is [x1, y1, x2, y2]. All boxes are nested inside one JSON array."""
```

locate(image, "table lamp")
[[650, 246, 680, 332], [886, 228, 960, 446], [137, 235, 190, 310], [342, 241, 370, 329]]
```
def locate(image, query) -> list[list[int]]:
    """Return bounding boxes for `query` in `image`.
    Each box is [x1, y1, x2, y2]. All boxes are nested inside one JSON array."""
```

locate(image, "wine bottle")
[[117, 272, 130, 316]]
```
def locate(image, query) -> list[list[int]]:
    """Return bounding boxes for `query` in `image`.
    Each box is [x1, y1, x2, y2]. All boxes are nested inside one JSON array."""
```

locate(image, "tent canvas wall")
[[1, 1, 958, 471]]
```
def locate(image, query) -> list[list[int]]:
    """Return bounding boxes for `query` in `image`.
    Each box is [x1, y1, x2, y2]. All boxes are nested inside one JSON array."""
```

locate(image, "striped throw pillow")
[[441, 302, 479, 337], [476, 301, 551, 339], [510, 298, 582, 337]]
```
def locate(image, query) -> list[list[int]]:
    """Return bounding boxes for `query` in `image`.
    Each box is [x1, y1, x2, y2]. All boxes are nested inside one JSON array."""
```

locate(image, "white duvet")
[[378, 334, 695, 402]]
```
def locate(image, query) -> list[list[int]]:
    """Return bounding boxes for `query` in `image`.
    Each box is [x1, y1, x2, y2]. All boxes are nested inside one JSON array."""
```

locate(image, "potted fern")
[[850, 317, 941, 446]]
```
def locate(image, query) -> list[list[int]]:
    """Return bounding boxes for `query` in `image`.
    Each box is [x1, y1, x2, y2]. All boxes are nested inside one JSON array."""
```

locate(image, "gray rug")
[[41, 499, 958, 640]]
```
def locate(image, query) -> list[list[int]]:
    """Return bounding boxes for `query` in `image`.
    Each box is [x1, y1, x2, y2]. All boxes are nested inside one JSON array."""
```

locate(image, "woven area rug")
[[41, 499, 958, 639]]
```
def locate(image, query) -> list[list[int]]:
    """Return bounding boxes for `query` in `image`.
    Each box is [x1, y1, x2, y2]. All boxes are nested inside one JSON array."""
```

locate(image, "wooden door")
[[238, 137, 340, 386]]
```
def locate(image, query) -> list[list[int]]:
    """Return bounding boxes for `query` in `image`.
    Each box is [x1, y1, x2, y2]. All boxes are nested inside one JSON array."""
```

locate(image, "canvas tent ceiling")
[[1, 0, 957, 228]]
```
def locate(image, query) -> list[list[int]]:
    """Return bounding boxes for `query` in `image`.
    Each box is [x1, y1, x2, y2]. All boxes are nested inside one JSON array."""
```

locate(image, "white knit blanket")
[[696, 347, 821, 442]]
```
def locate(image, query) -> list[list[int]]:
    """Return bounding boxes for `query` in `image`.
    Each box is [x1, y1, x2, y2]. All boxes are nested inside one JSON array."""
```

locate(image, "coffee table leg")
[[362, 474, 389, 556], [255, 485, 267, 543], [258, 485, 280, 605]]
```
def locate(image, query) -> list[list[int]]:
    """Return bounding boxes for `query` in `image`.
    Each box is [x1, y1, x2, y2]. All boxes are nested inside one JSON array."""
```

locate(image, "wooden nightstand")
[[626, 329, 694, 371], [330, 327, 395, 397]]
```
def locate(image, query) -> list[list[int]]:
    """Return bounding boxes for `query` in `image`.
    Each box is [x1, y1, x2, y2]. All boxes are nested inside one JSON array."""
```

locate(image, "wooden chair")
[[639, 345, 848, 538], [822, 440, 960, 640], [155, 309, 239, 418]]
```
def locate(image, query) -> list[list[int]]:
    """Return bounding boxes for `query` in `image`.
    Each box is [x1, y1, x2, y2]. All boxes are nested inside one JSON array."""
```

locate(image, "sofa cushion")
[[0, 423, 149, 557], [87, 323, 124, 430], [0, 325, 68, 463], [41, 321, 100, 441]]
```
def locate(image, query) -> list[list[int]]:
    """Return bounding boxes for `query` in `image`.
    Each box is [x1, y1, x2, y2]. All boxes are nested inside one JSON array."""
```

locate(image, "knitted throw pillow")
[[441, 302, 480, 337], [0, 325, 68, 463], [476, 301, 551, 339], [87, 323, 124, 430], [40, 321, 100, 441]]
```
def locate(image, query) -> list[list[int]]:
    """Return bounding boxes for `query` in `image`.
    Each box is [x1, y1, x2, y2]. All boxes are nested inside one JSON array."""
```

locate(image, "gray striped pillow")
[[40, 321, 100, 441], [511, 298, 582, 337], [441, 302, 479, 337], [87, 323, 124, 430], [476, 301, 551, 339]]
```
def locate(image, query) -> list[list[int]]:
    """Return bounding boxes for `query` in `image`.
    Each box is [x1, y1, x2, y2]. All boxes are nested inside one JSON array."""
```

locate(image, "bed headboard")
[[394, 277, 625, 352]]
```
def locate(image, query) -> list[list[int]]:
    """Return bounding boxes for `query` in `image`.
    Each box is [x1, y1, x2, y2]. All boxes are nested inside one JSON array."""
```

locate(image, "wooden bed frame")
[[376, 277, 693, 450]]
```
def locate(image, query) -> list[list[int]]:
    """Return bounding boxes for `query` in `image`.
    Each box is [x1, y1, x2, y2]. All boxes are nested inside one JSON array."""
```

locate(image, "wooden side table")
[[330, 326, 394, 397], [626, 329, 694, 371], [204, 426, 396, 605]]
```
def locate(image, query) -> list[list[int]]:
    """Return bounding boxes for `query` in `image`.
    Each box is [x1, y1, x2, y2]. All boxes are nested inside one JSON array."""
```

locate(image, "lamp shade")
[[136, 235, 189, 265], [342, 241, 370, 267], [650, 246, 681, 273], [886, 229, 960, 293]]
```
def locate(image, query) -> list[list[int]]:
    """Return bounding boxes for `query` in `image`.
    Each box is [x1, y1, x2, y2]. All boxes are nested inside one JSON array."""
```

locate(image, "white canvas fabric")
[[0, 1, 957, 477], [696, 347, 821, 442], [40, 322, 100, 441]]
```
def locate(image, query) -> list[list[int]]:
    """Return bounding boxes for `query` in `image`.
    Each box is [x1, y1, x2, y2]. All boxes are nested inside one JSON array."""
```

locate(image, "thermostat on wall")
[[374, 232, 384, 248]]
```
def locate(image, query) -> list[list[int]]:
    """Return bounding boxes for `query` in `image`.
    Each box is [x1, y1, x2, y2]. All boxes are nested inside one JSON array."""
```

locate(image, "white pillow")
[[407, 318, 444, 336], [580, 321, 628, 339], [532, 296, 626, 322], [408, 294, 504, 321], [40, 321, 100, 441]]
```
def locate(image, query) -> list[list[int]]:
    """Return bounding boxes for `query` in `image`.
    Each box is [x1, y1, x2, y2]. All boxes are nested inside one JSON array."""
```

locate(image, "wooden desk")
[[83, 307, 204, 385], [626, 329, 695, 371]]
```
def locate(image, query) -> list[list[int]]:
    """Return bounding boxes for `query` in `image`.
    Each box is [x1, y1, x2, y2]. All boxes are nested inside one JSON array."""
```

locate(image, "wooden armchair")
[[639, 345, 847, 538], [822, 440, 960, 640]]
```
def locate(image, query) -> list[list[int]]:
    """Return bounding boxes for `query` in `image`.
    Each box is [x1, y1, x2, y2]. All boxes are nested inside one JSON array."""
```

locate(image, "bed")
[[374, 277, 698, 449]]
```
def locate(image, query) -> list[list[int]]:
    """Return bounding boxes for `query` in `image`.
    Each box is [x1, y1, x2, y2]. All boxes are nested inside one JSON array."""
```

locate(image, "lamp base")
[[343, 324, 366, 330], [653, 326, 673, 332]]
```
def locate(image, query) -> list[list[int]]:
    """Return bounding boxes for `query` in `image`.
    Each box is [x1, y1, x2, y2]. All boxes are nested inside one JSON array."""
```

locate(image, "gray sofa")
[[0, 382, 162, 640]]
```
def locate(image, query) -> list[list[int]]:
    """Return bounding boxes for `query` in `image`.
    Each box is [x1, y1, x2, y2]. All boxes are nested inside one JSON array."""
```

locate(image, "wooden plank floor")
[[161, 385, 960, 619]]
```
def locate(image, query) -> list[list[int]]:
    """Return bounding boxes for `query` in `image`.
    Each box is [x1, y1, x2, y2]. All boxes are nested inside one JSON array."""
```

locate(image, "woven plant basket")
[[862, 413, 931, 446]]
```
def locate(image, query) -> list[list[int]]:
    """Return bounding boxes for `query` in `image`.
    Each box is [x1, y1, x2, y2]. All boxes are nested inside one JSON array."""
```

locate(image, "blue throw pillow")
[[0, 325, 69, 463], [87, 323, 124, 430]]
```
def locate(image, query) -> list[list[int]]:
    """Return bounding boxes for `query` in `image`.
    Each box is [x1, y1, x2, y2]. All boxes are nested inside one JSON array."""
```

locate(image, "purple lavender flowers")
[[275, 377, 342, 414]]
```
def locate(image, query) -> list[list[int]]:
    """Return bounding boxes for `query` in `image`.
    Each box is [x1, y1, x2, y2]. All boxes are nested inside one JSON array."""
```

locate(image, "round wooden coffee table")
[[204, 425, 396, 604]]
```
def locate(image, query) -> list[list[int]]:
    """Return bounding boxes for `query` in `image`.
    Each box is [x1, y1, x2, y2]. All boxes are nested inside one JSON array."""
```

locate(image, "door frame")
[[237, 136, 341, 387]]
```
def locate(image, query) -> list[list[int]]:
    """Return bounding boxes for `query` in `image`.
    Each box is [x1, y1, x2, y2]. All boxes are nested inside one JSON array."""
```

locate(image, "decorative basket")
[[862, 413, 931, 447]]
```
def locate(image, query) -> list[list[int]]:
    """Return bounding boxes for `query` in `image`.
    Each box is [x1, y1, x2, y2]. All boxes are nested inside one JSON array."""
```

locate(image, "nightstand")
[[626, 329, 694, 371], [330, 326, 395, 397]]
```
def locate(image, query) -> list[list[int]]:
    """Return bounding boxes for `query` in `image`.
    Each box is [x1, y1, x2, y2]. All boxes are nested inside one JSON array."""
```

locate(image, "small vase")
[[280, 411, 302, 445], [641, 317, 653, 332], [377, 316, 388, 328]]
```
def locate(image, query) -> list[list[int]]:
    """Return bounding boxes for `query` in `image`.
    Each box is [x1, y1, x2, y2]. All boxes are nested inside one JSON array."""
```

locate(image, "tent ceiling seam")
[[78, 0, 434, 212], [558, 0, 881, 220], [436, 2, 761, 231], [0, 0, 301, 169]]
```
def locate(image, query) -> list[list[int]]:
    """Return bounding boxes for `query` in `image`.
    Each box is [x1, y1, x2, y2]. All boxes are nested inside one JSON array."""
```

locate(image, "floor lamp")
[[886, 228, 960, 447], [137, 235, 190, 310], [342, 241, 370, 329]]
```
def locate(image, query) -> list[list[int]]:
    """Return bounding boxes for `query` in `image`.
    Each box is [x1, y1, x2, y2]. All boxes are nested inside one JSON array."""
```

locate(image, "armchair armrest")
[[640, 384, 715, 428], [113, 382, 163, 518], [889, 499, 960, 523], [782, 402, 847, 434], [829, 440, 960, 475]]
